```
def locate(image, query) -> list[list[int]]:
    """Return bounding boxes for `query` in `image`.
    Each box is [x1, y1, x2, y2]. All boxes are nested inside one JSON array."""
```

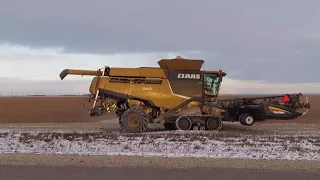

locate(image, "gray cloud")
[[1, 0, 319, 52], [1, 0, 320, 83]]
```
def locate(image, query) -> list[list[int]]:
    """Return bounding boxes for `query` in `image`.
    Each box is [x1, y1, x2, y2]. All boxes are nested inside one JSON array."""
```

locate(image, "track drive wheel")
[[175, 116, 193, 130], [206, 116, 223, 131], [120, 108, 149, 133], [240, 114, 254, 126]]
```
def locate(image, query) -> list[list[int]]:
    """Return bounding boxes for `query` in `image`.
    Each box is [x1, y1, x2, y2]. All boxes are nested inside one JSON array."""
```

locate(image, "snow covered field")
[[0, 130, 319, 161]]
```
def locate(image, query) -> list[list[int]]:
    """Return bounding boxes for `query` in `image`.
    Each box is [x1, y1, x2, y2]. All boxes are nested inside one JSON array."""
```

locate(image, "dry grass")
[[0, 94, 318, 124]]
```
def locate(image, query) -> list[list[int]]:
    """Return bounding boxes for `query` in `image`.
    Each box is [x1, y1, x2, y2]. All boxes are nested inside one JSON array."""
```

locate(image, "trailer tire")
[[241, 114, 254, 126], [238, 114, 246, 125], [120, 108, 148, 133]]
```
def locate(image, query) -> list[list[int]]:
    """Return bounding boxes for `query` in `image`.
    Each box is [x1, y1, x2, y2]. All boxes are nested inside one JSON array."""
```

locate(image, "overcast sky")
[[0, 0, 319, 95]]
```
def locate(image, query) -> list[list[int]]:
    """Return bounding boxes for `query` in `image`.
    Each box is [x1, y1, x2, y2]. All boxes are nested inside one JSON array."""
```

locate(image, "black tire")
[[241, 114, 254, 126], [175, 116, 193, 130], [238, 114, 246, 125], [206, 116, 222, 131], [120, 108, 149, 133]]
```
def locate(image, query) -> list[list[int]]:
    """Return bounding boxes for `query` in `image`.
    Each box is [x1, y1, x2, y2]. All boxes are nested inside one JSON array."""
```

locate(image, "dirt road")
[[1, 119, 319, 136], [0, 165, 319, 180]]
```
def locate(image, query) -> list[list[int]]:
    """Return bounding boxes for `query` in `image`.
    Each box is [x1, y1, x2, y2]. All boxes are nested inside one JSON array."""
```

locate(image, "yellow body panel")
[[89, 77, 109, 94], [89, 76, 190, 109], [127, 79, 189, 109]]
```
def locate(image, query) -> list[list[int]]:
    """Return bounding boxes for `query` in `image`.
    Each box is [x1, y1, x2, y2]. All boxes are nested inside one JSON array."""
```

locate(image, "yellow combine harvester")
[[59, 56, 310, 133], [60, 56, 227, 132]]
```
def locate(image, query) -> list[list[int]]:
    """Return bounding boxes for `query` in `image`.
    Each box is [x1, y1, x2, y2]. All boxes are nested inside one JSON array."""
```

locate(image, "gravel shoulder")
[[0, 120, 319, 135], [1, 120, 319, 173], [0, 154, 319, 172]]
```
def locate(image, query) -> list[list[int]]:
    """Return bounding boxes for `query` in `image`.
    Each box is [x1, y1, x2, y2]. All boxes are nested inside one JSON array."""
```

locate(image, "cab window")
[[204, 73, 221, 96]]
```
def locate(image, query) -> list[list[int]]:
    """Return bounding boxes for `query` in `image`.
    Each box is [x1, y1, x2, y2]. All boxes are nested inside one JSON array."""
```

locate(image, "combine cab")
[[59, 56, 310, 133]]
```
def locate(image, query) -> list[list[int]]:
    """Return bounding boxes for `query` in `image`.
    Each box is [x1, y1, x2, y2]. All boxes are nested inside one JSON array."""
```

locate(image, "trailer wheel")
[[175, 116, 192, 130], [241, 114, 254, 126], [120, 108, 148, 133], [238, 114, 246, 125]]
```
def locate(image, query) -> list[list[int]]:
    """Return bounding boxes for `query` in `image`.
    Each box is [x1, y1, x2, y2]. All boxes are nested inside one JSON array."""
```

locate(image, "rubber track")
[[175, 113, 223, 131]]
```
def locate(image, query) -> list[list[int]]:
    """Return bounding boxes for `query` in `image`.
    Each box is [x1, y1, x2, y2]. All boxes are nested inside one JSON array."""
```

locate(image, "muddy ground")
[[0, 94, 318, 124]]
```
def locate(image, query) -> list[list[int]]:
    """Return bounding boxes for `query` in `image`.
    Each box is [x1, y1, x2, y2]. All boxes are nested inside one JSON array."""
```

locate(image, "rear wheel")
[[240, 114, 254, 126], [120, 108, 148, 133], [238, 114, 246, 125]]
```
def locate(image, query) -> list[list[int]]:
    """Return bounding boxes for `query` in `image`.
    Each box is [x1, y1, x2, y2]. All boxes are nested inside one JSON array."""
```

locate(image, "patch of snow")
[[0, 130, 319, 160]]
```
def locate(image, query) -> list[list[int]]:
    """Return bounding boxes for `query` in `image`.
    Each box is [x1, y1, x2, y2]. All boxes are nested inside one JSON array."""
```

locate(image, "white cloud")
[[0, 43, 179, 81], [0, 43, 319, 96]]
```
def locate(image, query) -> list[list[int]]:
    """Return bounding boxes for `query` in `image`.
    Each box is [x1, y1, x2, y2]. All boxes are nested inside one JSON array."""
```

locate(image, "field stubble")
[[0, 94, 318, 124]]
